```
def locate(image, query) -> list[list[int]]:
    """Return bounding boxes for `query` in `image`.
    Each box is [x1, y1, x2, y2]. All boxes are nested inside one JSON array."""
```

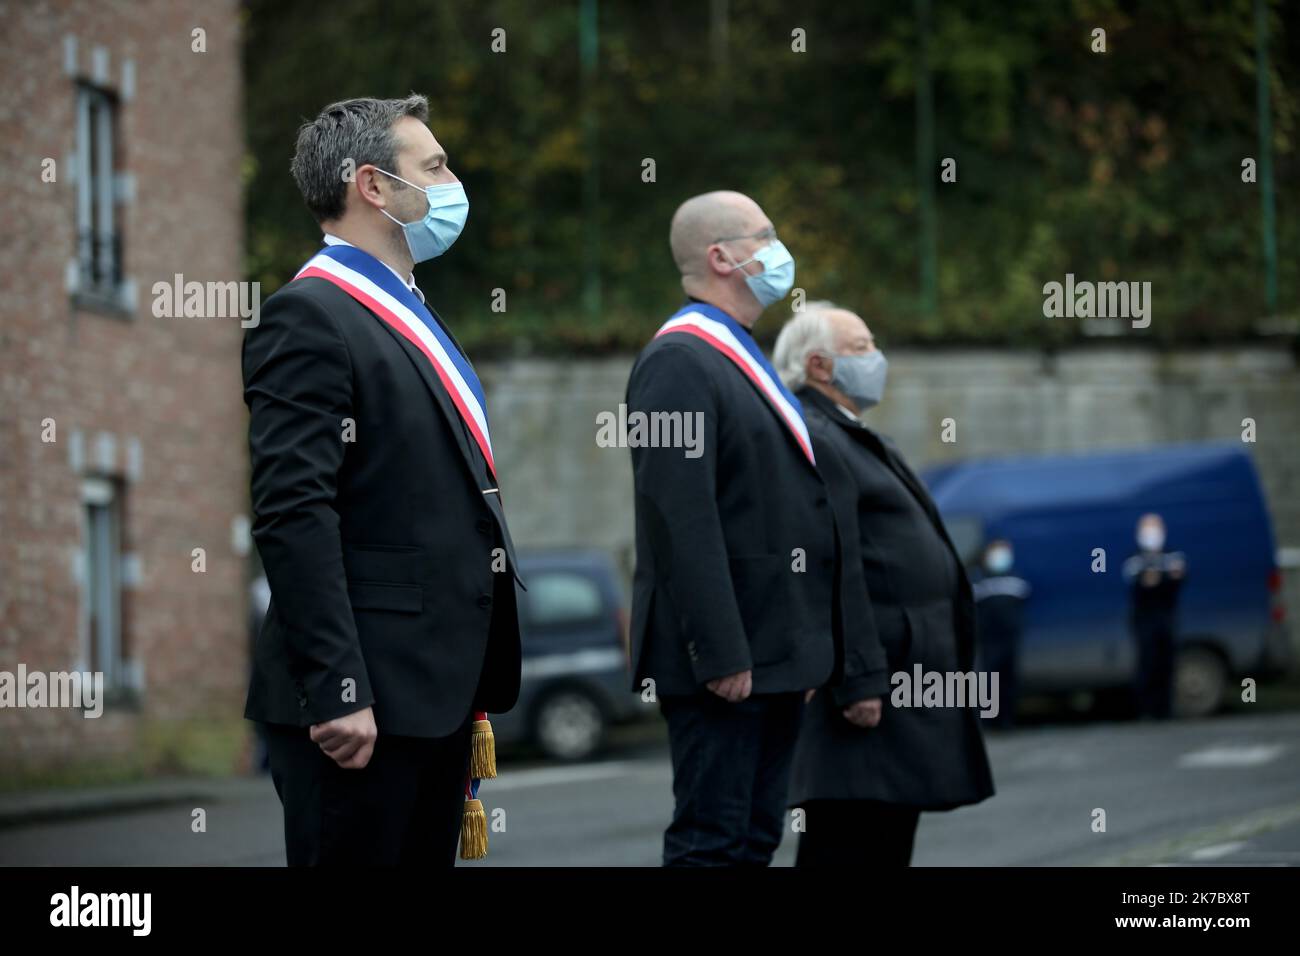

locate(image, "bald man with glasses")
[[624, 191, 841, 866]]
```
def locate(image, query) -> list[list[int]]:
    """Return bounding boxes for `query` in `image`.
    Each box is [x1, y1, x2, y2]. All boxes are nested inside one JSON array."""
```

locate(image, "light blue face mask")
[[376, 168, 469, 263], [830, 350, 888, 409], [727, 238, 796, 308], [985, 547, 1014, 575]]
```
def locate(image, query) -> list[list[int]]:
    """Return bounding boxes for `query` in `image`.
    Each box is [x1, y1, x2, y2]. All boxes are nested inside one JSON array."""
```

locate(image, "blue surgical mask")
[[985, 547, 1014, 575], [1137, 527, 1165, 552], [830, 350, 888, 409], [728, 239, 795, 308], [376, 169, 468, 263]]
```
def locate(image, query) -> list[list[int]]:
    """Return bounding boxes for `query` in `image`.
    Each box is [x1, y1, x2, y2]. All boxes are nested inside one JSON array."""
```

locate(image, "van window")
[[524, 571, 605, 628]]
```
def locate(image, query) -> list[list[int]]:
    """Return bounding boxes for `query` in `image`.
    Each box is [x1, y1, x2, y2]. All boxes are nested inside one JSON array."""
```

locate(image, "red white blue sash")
[[295, 244, 496, 477], [655, 303, 815, 465]]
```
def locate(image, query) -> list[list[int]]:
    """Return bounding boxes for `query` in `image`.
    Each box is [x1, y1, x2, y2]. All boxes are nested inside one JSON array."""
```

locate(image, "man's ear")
[[808, 351, 831, 383], [353, 165, 387, 212], [706, 243, 733, 278]]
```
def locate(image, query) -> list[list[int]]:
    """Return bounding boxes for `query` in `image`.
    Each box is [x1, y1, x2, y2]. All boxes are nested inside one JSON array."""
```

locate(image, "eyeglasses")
[[713, 226, 778, 245]]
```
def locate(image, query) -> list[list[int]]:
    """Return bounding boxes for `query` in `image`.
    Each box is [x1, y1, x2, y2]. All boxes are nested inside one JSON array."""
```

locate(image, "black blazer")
[[625, 325, 838, 697], [242, 276, 522, 738], [788, 387, 994, 809]]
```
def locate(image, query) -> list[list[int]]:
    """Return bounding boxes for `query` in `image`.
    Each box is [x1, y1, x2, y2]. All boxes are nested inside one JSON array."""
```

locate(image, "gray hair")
[[290, 94, 430, 223], [773, 300, 841, 390]]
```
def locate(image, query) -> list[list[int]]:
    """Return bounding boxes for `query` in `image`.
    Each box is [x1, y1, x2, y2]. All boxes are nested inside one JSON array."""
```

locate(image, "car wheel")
[[1174, 647, 1227, 719], [535, 688, 606, 761]]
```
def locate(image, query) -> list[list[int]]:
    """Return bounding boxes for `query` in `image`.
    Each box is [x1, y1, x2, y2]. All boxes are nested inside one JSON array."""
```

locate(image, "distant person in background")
[[248, 575, 272, 772], [1123, 513, 1187, 719], [774, 302, 994, 868], [970, 539, 1030, 729]]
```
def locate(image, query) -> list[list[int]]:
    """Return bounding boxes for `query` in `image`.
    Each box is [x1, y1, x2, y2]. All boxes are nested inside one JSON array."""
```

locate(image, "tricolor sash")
[[295, 244, 496, 477], [655, 303, 815, 465]]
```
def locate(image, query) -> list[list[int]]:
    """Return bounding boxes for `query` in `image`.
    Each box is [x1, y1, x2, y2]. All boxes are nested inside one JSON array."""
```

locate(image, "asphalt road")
[[2, 711, 1297, 867]]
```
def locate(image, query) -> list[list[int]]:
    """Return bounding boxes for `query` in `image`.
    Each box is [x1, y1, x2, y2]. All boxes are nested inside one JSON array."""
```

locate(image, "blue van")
[[922, 443, 1290, 718]]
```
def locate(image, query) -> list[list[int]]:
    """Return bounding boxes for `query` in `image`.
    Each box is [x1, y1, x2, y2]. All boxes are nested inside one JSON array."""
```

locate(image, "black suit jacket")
[[242, 275, 522, 738], [625, 320, 838, 697], [788, 387, 993, 809]]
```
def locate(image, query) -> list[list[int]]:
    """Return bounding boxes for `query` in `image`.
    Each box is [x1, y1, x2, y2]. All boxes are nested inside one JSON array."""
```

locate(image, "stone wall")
[[480, 345, 1300, 619]]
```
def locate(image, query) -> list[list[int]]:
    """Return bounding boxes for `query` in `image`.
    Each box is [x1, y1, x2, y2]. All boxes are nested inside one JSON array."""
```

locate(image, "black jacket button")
[[478, 595, 492, 609], [476, 518, 493, 534]]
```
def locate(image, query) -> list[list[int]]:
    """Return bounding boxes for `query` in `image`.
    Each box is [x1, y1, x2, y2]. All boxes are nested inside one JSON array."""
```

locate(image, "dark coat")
[[788, 387, 994, 810], [970, 569, 1031, 652], [242, 276, 522, 738], [1123, 550, 1187, 633], [625, 319, 839, 697]]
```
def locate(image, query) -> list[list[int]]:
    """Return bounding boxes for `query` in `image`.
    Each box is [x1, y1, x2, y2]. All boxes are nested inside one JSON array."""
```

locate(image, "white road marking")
[[1011, 749, 1086, 771], [489, 760, 662, 791], [1177, 744, 1285, 768], [1148, 862, 1288, 867], [1188, 841, 1247, 860]]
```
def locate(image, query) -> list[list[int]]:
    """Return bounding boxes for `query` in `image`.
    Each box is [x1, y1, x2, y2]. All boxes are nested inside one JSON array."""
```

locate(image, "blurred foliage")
[[243, 0, 1298, 354]]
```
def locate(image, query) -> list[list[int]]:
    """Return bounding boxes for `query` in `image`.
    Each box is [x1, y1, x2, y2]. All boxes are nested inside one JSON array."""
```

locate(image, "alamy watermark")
[[151, 274, 261, 328], [50, 885, 150, 936], [891, 665, 1000, 720], [1042, 273, 1150, 328], [596, 403, 704, 459], [0, 665, 104, 718]]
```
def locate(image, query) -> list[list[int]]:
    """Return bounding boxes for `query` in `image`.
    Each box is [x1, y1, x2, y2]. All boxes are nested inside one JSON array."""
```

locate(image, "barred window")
[[75, 82, 122, 297]]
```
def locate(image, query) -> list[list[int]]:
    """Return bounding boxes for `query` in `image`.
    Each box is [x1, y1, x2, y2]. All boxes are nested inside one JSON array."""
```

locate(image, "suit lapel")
[[803, 388, 968, 575], [873, 434, 972, 593], [716, 358, 819, 476], [878, 438, 941, 527], [370, 311, 525, 587], [364, 303, 480, 477], [426, 302, 472, 363]]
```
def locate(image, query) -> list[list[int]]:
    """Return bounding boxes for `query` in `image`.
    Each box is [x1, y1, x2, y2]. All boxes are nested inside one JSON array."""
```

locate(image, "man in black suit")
[[243, 95, 521, 866], [626, 191, 840, 866], [774, 301, 994, 867]]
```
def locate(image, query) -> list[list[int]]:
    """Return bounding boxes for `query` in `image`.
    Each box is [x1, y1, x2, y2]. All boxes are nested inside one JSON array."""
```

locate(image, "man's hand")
[[309, 706, 378, 769], [842, 697, 882, 728], [707, 670, 752, 703]]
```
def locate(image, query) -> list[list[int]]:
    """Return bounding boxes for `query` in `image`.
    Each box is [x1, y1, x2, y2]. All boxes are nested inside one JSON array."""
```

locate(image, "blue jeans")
[[659, 691, 804, 866]]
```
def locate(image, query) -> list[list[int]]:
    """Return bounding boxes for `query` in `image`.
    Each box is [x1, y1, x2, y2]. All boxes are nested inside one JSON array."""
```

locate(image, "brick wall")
[[0, 0, 249, 777]]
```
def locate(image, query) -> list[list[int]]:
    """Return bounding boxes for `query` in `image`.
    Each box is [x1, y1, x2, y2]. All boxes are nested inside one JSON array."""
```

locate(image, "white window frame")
[[74, 82, 121, 298], [81, 476, 124, 691]]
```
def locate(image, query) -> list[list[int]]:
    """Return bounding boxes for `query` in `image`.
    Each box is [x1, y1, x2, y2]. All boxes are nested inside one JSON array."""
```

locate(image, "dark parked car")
[[490, 549, 642, 760], [923, 442, 1290, 718]]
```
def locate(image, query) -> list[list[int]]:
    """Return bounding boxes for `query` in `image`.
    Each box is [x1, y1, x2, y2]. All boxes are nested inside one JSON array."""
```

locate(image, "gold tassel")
[[460, 798, 488, 860], [470, 718, 497, 779]]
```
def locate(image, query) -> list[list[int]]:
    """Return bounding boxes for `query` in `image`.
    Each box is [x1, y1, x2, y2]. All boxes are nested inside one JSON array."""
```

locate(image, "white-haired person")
[[773, 302, 994, 866]]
